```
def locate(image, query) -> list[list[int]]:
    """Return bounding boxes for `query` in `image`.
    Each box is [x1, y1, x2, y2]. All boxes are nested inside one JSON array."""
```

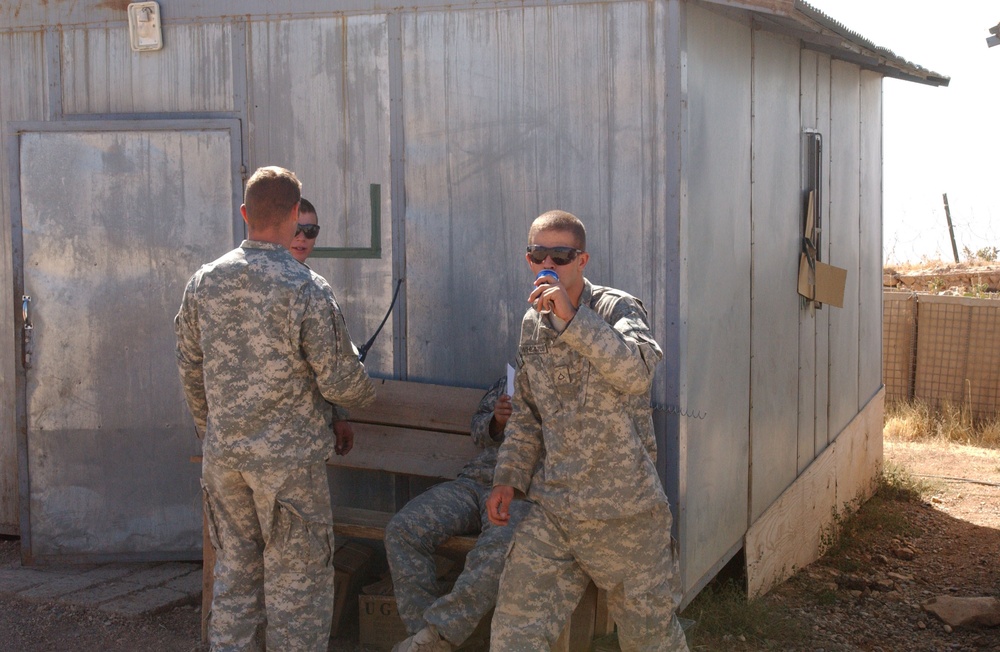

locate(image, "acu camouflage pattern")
[[385, 378, 531, 646], [202, 462, 336, 652], [174, 240, 376, 472], [493, 278, 668, 520], [459, 376, 507, 485], [492, 503, 688, 651], [491, 278, 687, 650], [174, 240, 375, 652]]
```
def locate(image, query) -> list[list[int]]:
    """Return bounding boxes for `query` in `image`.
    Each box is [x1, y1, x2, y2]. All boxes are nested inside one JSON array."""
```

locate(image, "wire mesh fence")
[[884, 291, 1000, 420]]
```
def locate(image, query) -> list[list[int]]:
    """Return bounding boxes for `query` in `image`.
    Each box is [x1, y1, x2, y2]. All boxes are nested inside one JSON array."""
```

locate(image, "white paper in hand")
[[506, 363, 516, 397]]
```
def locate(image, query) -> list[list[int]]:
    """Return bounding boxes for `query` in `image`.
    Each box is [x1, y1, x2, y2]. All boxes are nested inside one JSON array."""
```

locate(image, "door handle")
[[21, 295, 32, 370]]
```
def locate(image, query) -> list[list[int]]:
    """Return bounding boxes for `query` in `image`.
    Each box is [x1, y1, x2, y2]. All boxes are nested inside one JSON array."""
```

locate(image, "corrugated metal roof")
[[700, 0, 950, 86], [794, 0, 949, 86]]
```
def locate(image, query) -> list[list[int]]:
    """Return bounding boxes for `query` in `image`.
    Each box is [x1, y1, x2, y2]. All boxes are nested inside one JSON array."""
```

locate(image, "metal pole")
[[942, 193, 959, 263]]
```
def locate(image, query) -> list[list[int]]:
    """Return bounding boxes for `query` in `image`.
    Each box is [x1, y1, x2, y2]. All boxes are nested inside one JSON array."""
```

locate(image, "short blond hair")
[[529, 210, 586, 250], [244, 166, 302, 229]]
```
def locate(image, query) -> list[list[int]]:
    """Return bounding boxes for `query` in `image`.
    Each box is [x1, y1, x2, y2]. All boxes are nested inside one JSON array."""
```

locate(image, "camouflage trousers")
[[201, 461, 336, 652], [491, 503, 689, 652], [385, 477, 531, 646]]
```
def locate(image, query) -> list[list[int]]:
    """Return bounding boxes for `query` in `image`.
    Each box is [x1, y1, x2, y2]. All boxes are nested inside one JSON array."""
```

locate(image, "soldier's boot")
[[391, 624, 454, 652]]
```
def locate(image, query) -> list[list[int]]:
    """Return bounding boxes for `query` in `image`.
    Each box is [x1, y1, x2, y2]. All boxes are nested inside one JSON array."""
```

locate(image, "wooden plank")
[[329, 423, 480, 480], [189, 417, 485, 475], [552, 581, 601, 652], [349, 379, 485, 433], [329, 506, 477, 555], [835, 389, 883, 508], [746, 430, 837, 599], [569, 582, 599, 650], [746, 391, 883, 598], [593, 584, 614, 637]]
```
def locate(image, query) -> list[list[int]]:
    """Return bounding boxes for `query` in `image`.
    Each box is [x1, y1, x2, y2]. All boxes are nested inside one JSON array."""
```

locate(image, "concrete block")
[[17, 573, 106, 601], [97, 586, 192, 616], [0, 568, 51, 595], [120, 563, 201, 587], [59, 580, 143, 606], [163, 569, 202, 596]]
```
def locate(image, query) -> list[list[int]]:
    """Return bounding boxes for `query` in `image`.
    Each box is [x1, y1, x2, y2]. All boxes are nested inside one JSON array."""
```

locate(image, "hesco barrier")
[[884, 291, 1000, 419]]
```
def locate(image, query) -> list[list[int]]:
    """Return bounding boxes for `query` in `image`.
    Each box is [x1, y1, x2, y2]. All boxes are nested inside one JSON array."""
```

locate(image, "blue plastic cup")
[[534, 270, 558, 313]]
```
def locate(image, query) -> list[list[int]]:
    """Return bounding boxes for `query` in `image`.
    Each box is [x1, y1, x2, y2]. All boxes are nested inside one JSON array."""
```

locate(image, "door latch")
[[22, 295, 32, 370]]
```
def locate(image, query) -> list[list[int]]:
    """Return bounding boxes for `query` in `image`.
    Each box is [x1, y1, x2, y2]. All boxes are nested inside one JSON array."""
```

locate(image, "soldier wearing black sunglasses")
[[487, 210, 688, 651], [290, 198, 322, 263]]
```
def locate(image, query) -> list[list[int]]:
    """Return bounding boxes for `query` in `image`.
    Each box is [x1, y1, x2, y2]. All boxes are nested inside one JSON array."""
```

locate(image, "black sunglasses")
[[527, 245, 583, 266], [295, 224, 320, 239]]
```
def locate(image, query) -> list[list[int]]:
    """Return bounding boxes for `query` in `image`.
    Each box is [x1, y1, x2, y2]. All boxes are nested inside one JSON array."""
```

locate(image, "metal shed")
[[0, 0, 947, 603]]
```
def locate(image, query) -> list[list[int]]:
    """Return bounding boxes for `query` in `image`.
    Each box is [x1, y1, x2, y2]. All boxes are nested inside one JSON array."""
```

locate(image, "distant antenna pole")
[[942, 193, 960, 263]]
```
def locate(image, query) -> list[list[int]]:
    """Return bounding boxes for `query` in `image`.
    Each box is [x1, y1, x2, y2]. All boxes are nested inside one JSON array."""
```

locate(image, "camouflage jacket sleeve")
[[493, 355, 544, 492], [331, 405, 350, 423], [559, 293, 663, 395], [470, 376, 507, 449], [174, 275, 207, 437], [299, 279, 376, 410]]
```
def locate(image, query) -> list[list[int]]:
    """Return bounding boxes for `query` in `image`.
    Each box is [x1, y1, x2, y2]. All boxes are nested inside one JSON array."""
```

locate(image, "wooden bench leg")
[[593, 586, 613, 638], [552, 581, 607, 651], [202, 510, 215, 643]]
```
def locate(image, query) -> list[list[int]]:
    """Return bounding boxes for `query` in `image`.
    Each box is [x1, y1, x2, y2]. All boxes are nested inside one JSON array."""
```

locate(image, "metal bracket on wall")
[[311, 183, 382, 259]]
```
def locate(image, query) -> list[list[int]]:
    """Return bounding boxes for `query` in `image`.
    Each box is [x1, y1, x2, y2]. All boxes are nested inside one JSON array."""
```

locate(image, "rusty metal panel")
[[401, 1, 669, 387], [0, 30, 48, 535], [61, 22, 235, 115], [827, 59, 862, 438], [679, 2, 752, 598], [12, 120, 242, 561], [748, 29, 802, 523]]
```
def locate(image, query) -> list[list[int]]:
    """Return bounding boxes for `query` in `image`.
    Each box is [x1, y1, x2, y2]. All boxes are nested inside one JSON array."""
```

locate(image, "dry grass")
[[883, 256, 1000, 277], [884, 398, 1000, 448]]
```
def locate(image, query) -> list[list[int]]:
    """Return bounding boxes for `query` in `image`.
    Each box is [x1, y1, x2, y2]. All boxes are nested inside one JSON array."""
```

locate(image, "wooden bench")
[[200, 378, 612, 649]]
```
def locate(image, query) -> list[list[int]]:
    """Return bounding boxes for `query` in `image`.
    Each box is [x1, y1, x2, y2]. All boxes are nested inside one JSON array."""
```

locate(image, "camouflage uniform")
[[385, 377, 531, 647], [175, 240, 375, 652], [491, 279, 688, 651]]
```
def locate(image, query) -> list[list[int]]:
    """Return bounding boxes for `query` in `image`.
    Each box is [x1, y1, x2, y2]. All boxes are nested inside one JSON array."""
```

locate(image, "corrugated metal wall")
[[859, 70, 884, 409], [681, 3, 753, 594], [61, 22, 235, 114], [0, 31, 48, 533], [798, 48, 833, 469], [680, 3, 885, 598], [400, 2, 670, 386], [828, 60, 863, 437], [245, 14, 395, 374], [0, 0, 888, 599], [748, 28, 803, 525]]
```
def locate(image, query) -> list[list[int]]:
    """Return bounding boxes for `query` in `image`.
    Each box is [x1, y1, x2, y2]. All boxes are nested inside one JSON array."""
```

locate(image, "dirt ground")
[[1, 439, 998, 651], [742, 439, 1000, 651]]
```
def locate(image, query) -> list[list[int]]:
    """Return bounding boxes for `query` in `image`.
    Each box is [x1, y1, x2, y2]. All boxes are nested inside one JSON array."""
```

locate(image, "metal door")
[[10, 120, 243, 563]]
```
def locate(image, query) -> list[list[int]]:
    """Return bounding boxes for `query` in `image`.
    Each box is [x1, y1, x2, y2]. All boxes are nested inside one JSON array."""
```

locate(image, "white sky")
[[807, 0, 1000, 264]]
